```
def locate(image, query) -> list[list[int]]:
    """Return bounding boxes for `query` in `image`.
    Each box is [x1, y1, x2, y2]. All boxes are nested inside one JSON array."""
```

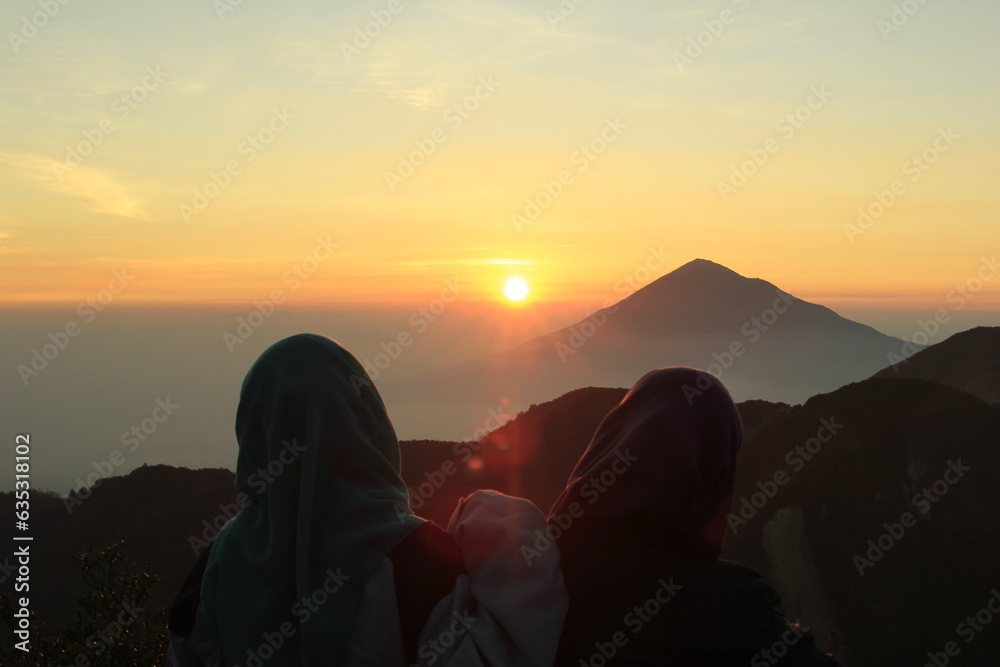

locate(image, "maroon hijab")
[[549, 369, 844, 665], [548, 366, 742, 562]]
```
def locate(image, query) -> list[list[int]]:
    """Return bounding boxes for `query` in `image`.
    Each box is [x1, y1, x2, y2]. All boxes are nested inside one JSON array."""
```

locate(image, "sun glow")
[[503, 278, 530, 302]]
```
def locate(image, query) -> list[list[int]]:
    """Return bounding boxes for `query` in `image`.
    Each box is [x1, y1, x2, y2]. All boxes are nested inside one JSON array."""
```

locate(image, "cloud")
[[176, 51, 236, 96], [400, 257, 535, 268], [0, 151, 152, 220], [265, 0, 613, 109]]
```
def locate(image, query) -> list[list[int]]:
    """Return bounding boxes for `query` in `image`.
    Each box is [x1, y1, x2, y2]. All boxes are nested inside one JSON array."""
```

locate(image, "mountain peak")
[[590, 257, 889, 347], [615, 258, 767, 313], [674, 258, 740, 274], [657, 258, 756, 286]]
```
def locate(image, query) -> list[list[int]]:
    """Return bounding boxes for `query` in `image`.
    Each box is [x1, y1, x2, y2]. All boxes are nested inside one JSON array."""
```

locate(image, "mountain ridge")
[[871, 325, 1000, 404]]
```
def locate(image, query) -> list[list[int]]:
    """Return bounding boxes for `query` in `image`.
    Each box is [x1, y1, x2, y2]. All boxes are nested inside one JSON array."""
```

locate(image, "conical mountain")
[[386, 260, 908, 438]]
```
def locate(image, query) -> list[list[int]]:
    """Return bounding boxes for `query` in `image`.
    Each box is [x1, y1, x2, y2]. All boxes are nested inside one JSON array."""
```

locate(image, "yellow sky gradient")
[[1, 0, 998, 310]]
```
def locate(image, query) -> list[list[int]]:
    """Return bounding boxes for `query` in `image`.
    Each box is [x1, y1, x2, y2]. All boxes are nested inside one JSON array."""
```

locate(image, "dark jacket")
[[549, 367, 844, 666], [555, 546, 841, 666]]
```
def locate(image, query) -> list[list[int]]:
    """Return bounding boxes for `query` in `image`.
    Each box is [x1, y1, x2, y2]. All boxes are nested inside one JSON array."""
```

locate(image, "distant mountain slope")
[[396, 259, 908, 414], [871, 325, 1000, 404]]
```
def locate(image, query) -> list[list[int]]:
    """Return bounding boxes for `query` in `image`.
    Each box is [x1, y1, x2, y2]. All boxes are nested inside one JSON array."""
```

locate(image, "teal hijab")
[[190, 334, 423, 665]]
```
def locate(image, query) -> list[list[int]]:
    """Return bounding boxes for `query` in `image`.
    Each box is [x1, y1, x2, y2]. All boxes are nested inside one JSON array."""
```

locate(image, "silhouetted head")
[[549, 367, 742, 562], [192, 334, 422, 665], [234, 333, 405, 525]]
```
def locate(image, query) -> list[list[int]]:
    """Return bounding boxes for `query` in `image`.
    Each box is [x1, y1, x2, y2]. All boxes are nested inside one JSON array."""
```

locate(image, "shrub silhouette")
[[1, 543, 167, 667]]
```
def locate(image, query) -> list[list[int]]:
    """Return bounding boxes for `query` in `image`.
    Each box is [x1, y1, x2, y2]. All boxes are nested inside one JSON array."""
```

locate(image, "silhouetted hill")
[[871, 325, 1000, 404], [723, 377, 1000, 665], [400, 387, 798, 527], [1, 465, 238, 626], [0, 386, 680, 626], [399, 386, 628, 524], [11, 375, 1000, 666], [399, 260, 909, 415]]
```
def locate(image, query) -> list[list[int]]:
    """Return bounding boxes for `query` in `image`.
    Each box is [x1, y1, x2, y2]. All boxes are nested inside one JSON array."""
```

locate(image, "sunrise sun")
[[502, 277, 530, 302]]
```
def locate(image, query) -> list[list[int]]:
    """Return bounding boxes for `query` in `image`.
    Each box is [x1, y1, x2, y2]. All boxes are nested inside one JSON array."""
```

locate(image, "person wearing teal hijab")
[[168, 333, 568, 666], [189, 333, 427, 664]]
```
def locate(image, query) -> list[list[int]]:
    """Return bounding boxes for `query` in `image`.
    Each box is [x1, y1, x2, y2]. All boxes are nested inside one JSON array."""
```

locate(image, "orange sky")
[[1, 0, 998, 311]]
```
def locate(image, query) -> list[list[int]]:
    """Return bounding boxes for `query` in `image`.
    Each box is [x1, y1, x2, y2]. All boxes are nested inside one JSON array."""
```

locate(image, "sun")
[[502, 277, 530, 302]]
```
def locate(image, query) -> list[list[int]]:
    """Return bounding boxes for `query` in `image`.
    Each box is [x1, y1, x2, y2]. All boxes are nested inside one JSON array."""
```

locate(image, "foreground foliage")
[[1, 543, 167, 667]]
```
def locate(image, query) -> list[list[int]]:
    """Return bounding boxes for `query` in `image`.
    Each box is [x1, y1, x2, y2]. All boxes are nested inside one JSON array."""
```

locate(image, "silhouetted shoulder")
[[556, 558, 841, 666], [387, 521, 466, 661], [668, 560, 843, 666]]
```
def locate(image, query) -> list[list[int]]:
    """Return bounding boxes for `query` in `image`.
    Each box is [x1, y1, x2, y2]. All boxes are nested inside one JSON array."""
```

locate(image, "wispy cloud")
[[0, 151, 152, 220], [265, 0, 620, 109], [400, 257, 536, 268], [176, 51, 236, 96]]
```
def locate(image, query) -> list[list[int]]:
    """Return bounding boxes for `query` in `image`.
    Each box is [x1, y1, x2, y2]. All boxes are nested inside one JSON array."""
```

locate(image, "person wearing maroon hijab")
[[548, 367, 842, 666]]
